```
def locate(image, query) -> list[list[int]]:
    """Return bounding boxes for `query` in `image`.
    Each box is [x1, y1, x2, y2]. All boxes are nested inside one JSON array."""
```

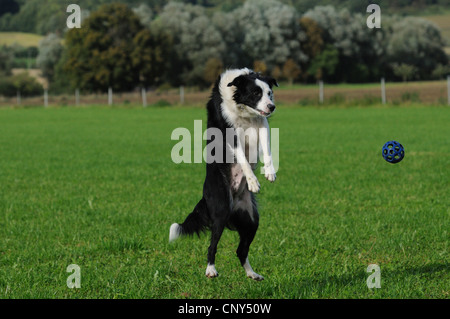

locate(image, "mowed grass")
[[0, 32, 43, 47], [0, 104, 448, 299]]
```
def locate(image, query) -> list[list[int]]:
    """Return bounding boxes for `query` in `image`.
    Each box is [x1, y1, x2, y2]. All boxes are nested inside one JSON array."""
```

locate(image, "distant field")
[[0, 105, 448, 298], [0, 32, 43, 47]]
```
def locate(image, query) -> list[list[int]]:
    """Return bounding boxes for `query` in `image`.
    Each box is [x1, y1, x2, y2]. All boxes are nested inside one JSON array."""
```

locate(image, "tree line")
[[0, 0, 449, 95], [2, 0, 449, 34]]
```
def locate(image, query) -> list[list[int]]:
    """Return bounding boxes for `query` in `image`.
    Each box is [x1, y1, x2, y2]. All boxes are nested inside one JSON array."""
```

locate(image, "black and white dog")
[[169, 68, 278, 281]]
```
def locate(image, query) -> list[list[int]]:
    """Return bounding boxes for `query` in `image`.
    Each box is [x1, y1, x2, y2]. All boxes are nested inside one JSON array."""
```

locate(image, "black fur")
[[173, 70, 276, 277], [227, 73, 278, 112]]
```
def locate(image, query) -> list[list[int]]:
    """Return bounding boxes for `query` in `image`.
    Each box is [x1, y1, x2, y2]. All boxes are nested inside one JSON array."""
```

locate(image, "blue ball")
[[382, 141, 405, 164]]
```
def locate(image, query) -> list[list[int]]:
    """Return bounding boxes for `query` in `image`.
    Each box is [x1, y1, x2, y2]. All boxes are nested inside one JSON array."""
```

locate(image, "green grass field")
[[0, 104, 448, 299]]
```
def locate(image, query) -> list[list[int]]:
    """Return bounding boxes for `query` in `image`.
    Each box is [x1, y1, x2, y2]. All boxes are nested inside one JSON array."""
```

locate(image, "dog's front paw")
[[265, 171, 276, 182], [246, 175, 260, 193], [264, 164, 276, 182]]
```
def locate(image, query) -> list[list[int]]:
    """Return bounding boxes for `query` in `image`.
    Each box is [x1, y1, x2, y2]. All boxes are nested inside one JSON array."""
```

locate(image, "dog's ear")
[[227, 75, 246, 88], [262, 76, 279, 88]]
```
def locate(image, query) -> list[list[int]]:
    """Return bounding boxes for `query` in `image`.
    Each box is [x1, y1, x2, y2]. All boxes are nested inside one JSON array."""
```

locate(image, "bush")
[[0, 77, 16, 97], [152, 99, 172, 107], [13, 73, 44, 96], [156, 82, 173, 93], [12, 45, 38, 58], [0, 45, 14, 75], [391, 63, 418, 82], [431, 64, 450, 80], [401, 91, 421, 103], [297, 98, 316, 106], [0, 73, 44, 97], [346, 95, 380, 107], [328, 93, 346, 105]]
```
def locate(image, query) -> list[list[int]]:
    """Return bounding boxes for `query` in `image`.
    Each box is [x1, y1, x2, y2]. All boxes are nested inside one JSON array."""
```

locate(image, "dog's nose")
[[268, 104, 276, 112]]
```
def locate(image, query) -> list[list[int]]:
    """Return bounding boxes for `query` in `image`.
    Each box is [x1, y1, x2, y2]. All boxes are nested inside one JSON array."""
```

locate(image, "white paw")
[[243, 258, 264, 281], [205, 264, 218, 278], [246, 175, 260, 193], [265, 172, 276, 182], [264, 164, 276, 182], [247, 271, 264, 281]]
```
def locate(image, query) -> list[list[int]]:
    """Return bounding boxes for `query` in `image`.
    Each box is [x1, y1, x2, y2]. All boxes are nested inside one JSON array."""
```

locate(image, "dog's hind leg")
[[206, 222, 225, 278], [237, 225, 264, 281], [232, 202, 264, 281]]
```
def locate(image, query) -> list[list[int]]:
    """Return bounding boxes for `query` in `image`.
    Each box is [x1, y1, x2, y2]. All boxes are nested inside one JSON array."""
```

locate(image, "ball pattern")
[[382, 141, 405, 164]]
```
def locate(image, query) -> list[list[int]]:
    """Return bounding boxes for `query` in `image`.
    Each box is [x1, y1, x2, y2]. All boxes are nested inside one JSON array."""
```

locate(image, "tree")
[[203, 57, 224, 85], [0, 0, 19, 17], [271, 66, 282, 81], [299, 17, 324, 60], [307, 44, 339, 81], [212, 10, 252, 69], [282, 59, 301, 85], [253, 60, 268, 74], [131, 28, 173, 87], [36, 33, 63, 82], [304, 6, 392, 82], [11, 73, 43, 97], [234, 0, 307, 72], [299, 16, 324, 82], [387, 17, 448, 80], [431, 64, 450, 80], [132, 3, 153, 28], [391, 63, 418, 82], [63, 3, 169, 92], [155, 2, 226, 86], [0, 45, 14, 76]]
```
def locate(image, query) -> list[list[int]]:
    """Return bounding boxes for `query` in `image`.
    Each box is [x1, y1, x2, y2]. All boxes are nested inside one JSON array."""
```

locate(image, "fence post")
[[180, 86, 184, 105], [381, 77, 386, 105], [75, 88, 80, 106], [17, 91, 21, 105], [44, 89, 48, 107], [319, 81, 324, 104], [108, 87, 113, 106], [142, 88, 147, 108]]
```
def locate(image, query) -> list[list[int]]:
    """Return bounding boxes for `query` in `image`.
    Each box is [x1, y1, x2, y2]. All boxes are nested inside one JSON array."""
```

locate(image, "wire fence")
[[1, 78, 449, 107]]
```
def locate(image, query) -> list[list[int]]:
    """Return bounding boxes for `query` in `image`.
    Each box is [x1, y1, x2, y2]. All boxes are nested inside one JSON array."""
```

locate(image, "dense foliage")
[[1, 0, 448, 32], [0, 0, 448, 92], [63, 3, 163, 91]]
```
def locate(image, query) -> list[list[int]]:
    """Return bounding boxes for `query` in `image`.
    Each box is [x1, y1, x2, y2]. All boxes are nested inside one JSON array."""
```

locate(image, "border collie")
[[169, 68, 278, 281]]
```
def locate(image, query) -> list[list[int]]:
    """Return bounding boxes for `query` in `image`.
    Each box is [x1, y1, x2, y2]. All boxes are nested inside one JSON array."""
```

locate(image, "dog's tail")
[[169, 197, 209, 243]]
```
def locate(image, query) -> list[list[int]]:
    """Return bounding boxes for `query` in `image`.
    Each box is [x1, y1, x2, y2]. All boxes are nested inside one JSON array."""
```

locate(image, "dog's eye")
[[253, 90, 261, 96]]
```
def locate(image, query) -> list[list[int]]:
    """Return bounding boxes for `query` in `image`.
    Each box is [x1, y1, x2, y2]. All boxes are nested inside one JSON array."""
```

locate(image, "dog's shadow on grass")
[[292, 262, 448, 297]]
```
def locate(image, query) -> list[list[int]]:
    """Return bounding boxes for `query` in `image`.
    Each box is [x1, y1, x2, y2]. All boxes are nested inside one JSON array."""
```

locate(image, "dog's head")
[[227, 72, 278, 118]]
